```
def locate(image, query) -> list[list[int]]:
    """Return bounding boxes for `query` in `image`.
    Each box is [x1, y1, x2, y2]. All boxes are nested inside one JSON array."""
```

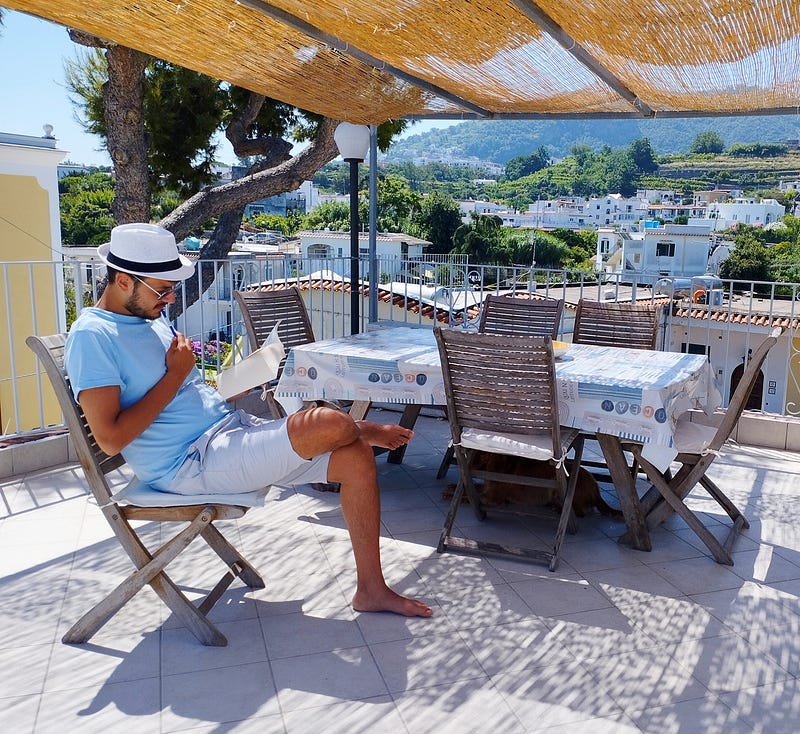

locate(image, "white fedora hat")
[[97, 223, 196, 281]]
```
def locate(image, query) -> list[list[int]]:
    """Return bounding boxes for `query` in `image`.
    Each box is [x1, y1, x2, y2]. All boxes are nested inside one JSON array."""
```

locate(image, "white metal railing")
[[2, 255, 798, 440]]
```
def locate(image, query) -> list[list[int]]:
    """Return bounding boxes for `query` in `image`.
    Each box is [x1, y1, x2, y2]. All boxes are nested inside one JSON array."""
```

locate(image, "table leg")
[[387, 404, 422, 464], [595, 433, 651, 552]]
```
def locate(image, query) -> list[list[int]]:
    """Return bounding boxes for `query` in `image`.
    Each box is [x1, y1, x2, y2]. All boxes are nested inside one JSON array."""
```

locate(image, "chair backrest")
[[26, 334, 125, 506], [434, 328, 562, 456], [233, 287, 315, 372], [478, 295, 564, 339], [709, 326, 783, 452], [572, 299, 661, 350]]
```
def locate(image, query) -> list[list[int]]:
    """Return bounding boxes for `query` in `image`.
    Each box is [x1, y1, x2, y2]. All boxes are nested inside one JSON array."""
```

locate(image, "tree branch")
[[160, 117, 340, 239]]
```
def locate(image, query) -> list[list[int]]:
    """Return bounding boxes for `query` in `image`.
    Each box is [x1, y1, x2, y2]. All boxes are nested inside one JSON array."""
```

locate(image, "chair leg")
[[436, 442, 455, 479], [438, 479, 465, 553], [637, 460, 734, 565], [63, 508, 229, 645], [549, 438, 584, 571], [201, 523, 266, 588], [699, 475, 750, 529]]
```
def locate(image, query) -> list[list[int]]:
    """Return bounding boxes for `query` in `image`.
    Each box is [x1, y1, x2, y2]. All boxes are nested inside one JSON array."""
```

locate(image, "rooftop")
[[4, 412, 800, 732]]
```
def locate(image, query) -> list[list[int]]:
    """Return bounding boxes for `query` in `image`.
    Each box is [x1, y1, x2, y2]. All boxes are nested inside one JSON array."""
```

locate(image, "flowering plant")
[[192, 340, 233, 385]]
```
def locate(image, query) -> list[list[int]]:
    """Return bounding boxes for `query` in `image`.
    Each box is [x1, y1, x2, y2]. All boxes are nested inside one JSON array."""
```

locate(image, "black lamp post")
[[334, 122, 370, 335]]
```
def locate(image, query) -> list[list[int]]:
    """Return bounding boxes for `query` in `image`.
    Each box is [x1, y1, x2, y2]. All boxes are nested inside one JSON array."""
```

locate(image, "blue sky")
[[0, 9, 455, 167]]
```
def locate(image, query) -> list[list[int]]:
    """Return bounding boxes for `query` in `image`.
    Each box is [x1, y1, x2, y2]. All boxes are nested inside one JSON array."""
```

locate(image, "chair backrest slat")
[[435, 329, 561, 457], [233, 288, 315, 374], [26, 335, 125, 506], [479, 295, 563, 339], [572, 299, 661, 350]]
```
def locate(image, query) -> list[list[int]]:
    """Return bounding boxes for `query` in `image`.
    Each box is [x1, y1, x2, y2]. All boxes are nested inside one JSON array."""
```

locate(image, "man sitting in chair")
[[65, 223, 432, 619]]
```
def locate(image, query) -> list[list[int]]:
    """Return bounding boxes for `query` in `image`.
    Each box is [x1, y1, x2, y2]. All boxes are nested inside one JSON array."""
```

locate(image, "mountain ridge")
[[386, 117, 800, 165]]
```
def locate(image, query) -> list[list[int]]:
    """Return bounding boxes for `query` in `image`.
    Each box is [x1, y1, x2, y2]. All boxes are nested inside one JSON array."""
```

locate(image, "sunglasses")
[[132, 275, 183, 300]]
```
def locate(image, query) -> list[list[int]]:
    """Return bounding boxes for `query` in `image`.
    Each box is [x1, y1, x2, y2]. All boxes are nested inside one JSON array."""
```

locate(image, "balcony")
[[4, 410, 800, 731], [3, 257, 800, 730]]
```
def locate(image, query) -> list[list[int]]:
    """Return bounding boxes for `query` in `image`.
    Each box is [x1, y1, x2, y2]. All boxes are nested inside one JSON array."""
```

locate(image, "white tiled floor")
[[3, 412, 800, 733]]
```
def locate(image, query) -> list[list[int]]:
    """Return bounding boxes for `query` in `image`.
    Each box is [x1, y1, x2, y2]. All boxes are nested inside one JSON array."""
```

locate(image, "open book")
[[215, 323, 285, 400]]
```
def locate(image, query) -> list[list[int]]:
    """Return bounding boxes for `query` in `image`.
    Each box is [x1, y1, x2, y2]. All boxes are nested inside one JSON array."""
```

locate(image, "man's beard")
[[124, 288, 163, 320]]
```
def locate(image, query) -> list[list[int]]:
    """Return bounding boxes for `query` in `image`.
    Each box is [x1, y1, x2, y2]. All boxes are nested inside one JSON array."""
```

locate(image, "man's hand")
[[166, 333, 198, 381]]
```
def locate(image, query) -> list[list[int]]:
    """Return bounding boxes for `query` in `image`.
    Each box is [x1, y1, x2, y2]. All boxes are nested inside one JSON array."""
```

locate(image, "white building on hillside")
[[596, 223, 718, 282], [586, 194, 648, 229], [691, 197, 785, 231]]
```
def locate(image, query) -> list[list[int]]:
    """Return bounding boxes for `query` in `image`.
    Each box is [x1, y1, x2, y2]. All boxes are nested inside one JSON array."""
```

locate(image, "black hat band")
[[106, 252, 183, 273]]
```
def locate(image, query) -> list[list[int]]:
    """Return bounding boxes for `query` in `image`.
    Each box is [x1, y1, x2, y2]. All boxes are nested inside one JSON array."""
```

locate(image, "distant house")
[[690, 197, 786, 230], [595, 223, 719, 282], [297, 230, 430, 282]]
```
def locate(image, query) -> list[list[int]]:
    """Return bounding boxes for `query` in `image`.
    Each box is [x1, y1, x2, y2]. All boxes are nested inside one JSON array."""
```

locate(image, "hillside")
[[386, 116, 800, 164]]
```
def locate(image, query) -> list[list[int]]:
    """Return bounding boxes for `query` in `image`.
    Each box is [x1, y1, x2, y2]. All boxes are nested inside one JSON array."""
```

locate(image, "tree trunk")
[[103, 45, 150, 224]]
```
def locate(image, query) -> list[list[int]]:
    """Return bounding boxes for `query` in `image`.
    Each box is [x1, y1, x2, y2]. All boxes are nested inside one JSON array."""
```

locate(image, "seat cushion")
[[459, 427, 556, 461], [672, 418, 718, 454], [111, 478, 268, 508]]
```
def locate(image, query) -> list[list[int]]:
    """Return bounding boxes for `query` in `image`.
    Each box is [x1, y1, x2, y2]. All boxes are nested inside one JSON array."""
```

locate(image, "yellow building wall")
[[0, 174, 62, 433]]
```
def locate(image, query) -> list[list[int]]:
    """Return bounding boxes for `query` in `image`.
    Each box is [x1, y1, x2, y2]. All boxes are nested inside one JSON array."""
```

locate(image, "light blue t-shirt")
[[65, 307, 232, 490]]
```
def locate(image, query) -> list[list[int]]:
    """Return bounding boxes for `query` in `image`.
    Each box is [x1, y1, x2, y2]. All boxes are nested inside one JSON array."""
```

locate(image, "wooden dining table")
[[274, 325, 718, 551]]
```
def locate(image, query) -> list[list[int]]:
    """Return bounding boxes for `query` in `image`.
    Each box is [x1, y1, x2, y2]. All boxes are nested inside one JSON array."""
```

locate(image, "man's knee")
[[287, 406, 358, 457]]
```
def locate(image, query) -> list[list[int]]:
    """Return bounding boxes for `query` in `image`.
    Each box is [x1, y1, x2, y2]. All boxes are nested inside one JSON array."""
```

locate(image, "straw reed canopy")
[[7, 0, 800, 123]]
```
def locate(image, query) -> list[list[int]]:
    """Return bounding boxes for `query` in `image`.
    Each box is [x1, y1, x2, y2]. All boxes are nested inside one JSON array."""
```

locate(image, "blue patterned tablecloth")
[[274, 326, 716, 451]]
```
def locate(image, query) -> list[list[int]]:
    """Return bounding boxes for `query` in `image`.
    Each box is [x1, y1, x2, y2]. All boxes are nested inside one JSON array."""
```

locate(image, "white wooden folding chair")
[[28, 334, 266, 646], [629, 326, 783, 565], [435, 329, 584, 571]]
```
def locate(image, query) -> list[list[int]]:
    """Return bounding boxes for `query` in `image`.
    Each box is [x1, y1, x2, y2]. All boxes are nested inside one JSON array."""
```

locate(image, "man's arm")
[[79, 333, 197, 456]]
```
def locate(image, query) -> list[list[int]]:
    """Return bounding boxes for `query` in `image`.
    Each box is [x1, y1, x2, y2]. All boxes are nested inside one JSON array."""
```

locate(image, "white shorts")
[[166, 410, 331, 495]]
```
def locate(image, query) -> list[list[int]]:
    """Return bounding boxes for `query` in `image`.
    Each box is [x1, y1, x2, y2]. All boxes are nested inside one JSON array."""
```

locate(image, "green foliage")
[[719, 229, 772, 283], [250, 213, 301, 236], [451, 213, 503, 262], [302, 201, 350, 231], [411, 192, 463, 254], [727, 142, 789, 158], [361, 174, 422, 232], [59, 174, 115, 244], [690, 131, 725, 154], [145, 62, 230, 196], [530, 231, 570, 268], [628, 138, 659, 173], [503, 147, 551, 181]]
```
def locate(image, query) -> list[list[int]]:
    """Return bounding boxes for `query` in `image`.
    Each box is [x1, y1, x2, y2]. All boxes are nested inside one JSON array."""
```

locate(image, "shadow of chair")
[[436, 295, 565, 479], [629, 326, 783, 565], [27, 334, 266, 646], [435, 328, 584, 571]]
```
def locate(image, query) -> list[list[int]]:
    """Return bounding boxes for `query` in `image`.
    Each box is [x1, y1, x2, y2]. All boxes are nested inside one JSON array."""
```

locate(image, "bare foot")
[[356, 421, 414, 450], [352, 586, 433, 617]]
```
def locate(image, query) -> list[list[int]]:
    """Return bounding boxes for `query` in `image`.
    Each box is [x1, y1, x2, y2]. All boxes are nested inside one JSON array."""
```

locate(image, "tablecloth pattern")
[[274, 326, 716, 450]]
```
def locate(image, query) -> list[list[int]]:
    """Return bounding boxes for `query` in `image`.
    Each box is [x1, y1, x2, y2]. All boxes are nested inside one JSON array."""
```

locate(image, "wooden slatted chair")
[[233, 287, 316, 419], [27, 334, 266, 646], [628, 326, 783, 565], [435, 329, 585, 571], [436, 296, 565, 479], [478, 294, 564, 339], [572, 299, 661, 349], [571, 299, 662, 479]]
